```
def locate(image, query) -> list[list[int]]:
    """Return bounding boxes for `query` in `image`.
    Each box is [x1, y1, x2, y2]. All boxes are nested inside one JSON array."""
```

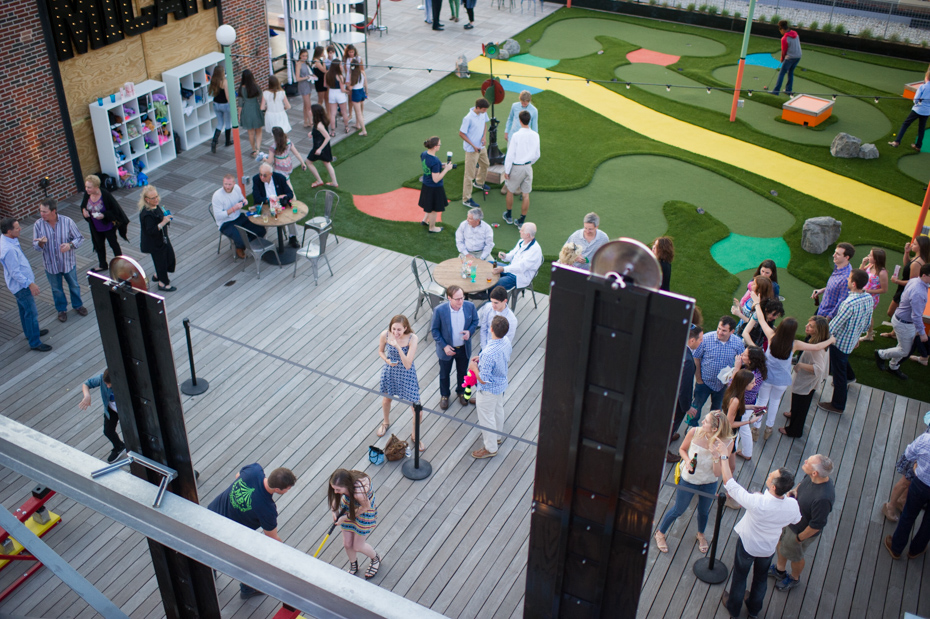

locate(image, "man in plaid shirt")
[[818, 269, 873, 414], [687, 316, 745, 422], [813, 242, 854, 319]]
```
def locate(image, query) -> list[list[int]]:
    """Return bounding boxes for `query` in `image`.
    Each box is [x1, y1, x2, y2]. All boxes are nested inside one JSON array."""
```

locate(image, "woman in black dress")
[[137, 186, 175, 292], [419, 136, 453, 233], [311, 46, 328, 108], [307, 103, 337, 187]]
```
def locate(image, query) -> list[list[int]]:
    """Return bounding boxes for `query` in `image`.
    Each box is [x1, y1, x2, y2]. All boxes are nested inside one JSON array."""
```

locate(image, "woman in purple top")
[[80, 174, 129, 272]]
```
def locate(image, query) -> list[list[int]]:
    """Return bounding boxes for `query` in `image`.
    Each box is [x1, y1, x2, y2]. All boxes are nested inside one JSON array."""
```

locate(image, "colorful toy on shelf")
[[115, 150, 127, 164], [111, 129, 122, 145], [144, 133, 156, 148], [126, 124, 140, 139], [135, 159, 148, 186], [152, 93, 167, 102], [142, 119, 155, 134]]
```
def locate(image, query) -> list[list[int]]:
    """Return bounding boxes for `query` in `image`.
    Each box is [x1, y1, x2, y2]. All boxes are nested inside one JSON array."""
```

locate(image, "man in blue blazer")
[[252, 163, 300, 248], [431, 285, 478, 409], [667, 323, 704, 463]]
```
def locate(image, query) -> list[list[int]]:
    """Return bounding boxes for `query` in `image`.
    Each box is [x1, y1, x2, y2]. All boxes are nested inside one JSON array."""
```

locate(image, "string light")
[[832, 94, 837, 101], [586, 80, 590, 85], [707, 87, 712, 94], [747, 90, 753, 97], [626, 83, 631, 89], [874, 97, 879, 104]]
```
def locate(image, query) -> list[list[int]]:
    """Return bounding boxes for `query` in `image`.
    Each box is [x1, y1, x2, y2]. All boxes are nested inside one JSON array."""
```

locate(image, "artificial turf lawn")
[[522, 8, 928, 205], [284, 12, 927, 400]]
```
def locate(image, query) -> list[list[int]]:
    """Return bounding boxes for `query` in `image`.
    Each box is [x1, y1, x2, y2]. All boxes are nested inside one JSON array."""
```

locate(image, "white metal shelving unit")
[[162, 52, 226, 151], [89, 79, 176, 179]]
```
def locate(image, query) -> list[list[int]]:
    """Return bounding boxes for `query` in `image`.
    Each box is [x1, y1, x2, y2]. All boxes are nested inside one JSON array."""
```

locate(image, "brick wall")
[[0, 0, 76, 219], [221, 0, 271, 91], [0, 0, 270, 219]]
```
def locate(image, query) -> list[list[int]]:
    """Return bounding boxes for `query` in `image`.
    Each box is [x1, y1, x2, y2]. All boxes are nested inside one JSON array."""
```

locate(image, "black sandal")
[[347, 560, 358, 576], [364, 554, 381, 580]]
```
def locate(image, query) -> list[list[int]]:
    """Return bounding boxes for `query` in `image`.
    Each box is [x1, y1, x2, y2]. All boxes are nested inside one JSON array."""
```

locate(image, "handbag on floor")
[[384, 434, 408, 461]]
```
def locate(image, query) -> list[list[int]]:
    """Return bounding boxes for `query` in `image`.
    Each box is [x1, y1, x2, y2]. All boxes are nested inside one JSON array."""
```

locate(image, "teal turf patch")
[[507, 54, 560, 68], [711, 234, 791, 275]]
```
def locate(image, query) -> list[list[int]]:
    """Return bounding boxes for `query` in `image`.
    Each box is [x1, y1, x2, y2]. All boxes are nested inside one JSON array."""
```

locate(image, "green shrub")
[[834, 22, 847, 34], [722, 8, 729, 16], [770, 14, 782, 24], [707, 5, 718, 14], [698, 3, 707, 11], [860, 27, 873, 39], [905, 37, 912, 45], [809, 20, 819, 30], [889, 33, 901, 43], [686, 2, 696, 10], [734, 11, 741, 19], [923, 40, 929, 48]]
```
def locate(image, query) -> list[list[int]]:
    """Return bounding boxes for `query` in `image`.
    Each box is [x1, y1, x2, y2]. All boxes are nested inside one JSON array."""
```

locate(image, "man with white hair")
[[492, 222, 542, 291], [565, 212, 610, 270], [769, 454, 835, 592], [455, 207, 494, 260], [252, 163, 299, 248]]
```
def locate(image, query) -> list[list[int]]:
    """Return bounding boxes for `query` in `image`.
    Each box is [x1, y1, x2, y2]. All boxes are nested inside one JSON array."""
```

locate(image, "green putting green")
[[897, 151, 930, 184], [712, 234, 791, 273], [610, 62, 889, 145], [529, 17, 726, 60], [334, 90, 521, 196], [800, 50, 925, 95]]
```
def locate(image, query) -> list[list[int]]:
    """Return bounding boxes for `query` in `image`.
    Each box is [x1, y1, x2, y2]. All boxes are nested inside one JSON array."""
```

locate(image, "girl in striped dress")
[[329, 469, 381, 579]]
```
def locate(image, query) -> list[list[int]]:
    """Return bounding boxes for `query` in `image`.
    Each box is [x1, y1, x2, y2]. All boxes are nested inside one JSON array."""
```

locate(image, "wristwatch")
[[720, 455, 728, 461]]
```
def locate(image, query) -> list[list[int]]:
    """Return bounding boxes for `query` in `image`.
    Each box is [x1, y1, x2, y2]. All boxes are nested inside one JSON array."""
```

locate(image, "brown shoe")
[[439, 396, 449, 410], [458, 394, 469, 407], [818, 401, 844, 414], [58, 311, 67, 322], [471, 447, 496, 459], [235, 247, 246, 259], [763, 427, 773, 441], [881, 502, 900, 522], [666, 451, 681, 463], [670, 432, 680, 441], [885, 535, 901, 559], [908, 546, 928, 559], [75, 306, 88, 316]]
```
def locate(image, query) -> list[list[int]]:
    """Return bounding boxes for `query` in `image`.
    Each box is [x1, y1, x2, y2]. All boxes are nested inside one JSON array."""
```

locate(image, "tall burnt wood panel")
[[88, 273, 220, 619], [525, 265, 694, 619]]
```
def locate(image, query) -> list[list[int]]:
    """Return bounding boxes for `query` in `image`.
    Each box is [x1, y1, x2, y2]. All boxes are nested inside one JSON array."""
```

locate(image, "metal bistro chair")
[[293, 228, 333, 285], [411, 255, 446, 319], [508, 264, 541, 312], [304, 189, 340, 244], [235, 225, 279, 279], [208, 204, 235, 255]]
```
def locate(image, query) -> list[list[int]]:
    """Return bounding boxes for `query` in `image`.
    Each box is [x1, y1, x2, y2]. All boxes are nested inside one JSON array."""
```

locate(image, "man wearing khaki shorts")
[[769, 454, 835, 592], [502, 110, 540, 230]]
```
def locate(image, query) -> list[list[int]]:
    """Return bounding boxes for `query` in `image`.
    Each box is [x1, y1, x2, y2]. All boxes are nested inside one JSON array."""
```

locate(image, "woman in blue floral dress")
[[377, 314, 423, 449]]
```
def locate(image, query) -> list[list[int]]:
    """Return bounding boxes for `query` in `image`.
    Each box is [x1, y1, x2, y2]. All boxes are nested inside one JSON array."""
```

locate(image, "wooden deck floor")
[[0, 152, 928, 619]]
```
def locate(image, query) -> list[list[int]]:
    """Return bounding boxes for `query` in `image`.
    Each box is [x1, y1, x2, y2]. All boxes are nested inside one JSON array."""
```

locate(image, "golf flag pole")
[[730, 0, 759, 122]]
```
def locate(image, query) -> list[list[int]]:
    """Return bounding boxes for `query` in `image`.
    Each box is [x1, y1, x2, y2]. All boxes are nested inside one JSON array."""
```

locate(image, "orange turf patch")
[[354, 187, 443, 223], [625, 49, 680, 67]]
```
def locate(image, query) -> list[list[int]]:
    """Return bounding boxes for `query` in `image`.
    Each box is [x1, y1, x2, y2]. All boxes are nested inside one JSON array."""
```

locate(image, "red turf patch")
[[625, 49, 681, 66], [354, 187, 442, 223]]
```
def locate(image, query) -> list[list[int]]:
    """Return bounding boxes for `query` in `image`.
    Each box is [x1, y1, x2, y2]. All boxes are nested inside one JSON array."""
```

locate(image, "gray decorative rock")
[[830, 132, 861, 158], [802, 217, 843, 254], [501, 39, 521, 58], [498, 48, 510, 60], [858, 143, 879, 159]]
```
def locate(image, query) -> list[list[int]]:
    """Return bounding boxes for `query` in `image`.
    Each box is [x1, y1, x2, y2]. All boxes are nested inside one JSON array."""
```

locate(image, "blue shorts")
[[351, 89, 367, 103]]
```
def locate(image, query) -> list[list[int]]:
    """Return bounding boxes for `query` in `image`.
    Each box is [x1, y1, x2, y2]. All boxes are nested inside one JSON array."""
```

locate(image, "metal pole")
[[828, 0, 837, 26], [729, 0, 758, 122], [883, 0, 894, 40], [222, 43, 246, 196], [692, 492, 730, 583], [402, 402, 432, 480], [180, 318, 209, 395]]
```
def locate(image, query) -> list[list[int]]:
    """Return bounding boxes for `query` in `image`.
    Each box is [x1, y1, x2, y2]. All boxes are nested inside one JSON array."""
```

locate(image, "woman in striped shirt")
[[329, 469, 381, 579]]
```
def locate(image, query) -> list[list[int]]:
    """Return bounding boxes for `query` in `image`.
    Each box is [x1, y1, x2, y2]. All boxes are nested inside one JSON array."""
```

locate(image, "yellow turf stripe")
[[470, 57, 917, 236]]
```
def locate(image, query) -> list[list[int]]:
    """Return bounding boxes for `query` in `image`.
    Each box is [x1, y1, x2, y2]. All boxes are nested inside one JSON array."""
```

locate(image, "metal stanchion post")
[[402, 402, 432, 480], [180, 318, 209, 396], [693, 492, 729, 583]]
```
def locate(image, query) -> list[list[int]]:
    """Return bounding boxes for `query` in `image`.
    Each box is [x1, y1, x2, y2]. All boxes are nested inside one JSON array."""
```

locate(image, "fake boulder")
[[858, 143, 879, 159], [830, 132, 861, 158], [802, 217, 842, 254]]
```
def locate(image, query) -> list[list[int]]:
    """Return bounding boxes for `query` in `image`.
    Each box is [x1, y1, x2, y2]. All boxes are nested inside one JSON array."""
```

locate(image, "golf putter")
[[313, 507, 347, 558]]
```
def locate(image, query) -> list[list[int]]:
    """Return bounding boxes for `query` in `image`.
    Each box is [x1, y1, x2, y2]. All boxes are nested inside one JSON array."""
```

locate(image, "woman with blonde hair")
[[654, 410, 735, 554], [137, 186, 175, 292], [207, 64, 231, 152], [328, 469, 381, 579], [80, 174, 129, 272], [781, 316, 831, 438], [557, 242, 583, 265], [377, 315, 423, 448]]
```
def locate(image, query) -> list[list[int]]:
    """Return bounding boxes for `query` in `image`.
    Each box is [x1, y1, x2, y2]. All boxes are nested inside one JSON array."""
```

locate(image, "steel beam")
[[0, 416, 447, 619]]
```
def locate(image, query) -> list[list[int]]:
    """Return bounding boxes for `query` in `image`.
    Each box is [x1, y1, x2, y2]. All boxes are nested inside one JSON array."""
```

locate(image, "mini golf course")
[[287, 7, 930, 399]]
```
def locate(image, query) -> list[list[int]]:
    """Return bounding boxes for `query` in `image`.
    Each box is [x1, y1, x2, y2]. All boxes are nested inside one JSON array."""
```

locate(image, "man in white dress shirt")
[[715, 445, 801, 619], [455, 207, 494, 260], [492, 222, 543, 291], [502, 110, 540, 229], [212, 174, 267, 259]]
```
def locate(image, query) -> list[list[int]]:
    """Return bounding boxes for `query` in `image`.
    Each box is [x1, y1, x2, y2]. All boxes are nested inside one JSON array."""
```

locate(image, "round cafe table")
[[246, 199, 309, 265], [432, 257, 499, 297]]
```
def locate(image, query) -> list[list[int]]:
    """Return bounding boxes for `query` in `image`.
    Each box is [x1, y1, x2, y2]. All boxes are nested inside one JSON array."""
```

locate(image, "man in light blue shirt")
[[469, 315, 512, 459], [886, 430, 930, 559], [876, 262, 930, 380], [504, 90, 538, 140], [1, 218, 51, 351], [459, 98, 490, 208]]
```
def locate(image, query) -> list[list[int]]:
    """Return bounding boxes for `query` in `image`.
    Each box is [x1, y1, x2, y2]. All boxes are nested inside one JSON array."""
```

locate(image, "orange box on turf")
[[782, 94, 834, 127], [904, 81, 924, 100]]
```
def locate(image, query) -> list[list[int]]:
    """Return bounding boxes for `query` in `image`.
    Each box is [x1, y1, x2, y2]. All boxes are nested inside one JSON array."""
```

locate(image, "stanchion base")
[[401, 458, 432, 480], [693, 557, 729, 584], [180, 378, 209, 396]]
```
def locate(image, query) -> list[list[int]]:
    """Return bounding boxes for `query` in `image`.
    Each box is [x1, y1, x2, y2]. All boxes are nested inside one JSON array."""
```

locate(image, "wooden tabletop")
[[247, 199, 308, 227], [433, 256, 499, 294]]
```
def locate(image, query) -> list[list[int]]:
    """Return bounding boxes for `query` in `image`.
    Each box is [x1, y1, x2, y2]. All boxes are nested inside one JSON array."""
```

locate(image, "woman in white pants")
[[744, 291, 835, 441]]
